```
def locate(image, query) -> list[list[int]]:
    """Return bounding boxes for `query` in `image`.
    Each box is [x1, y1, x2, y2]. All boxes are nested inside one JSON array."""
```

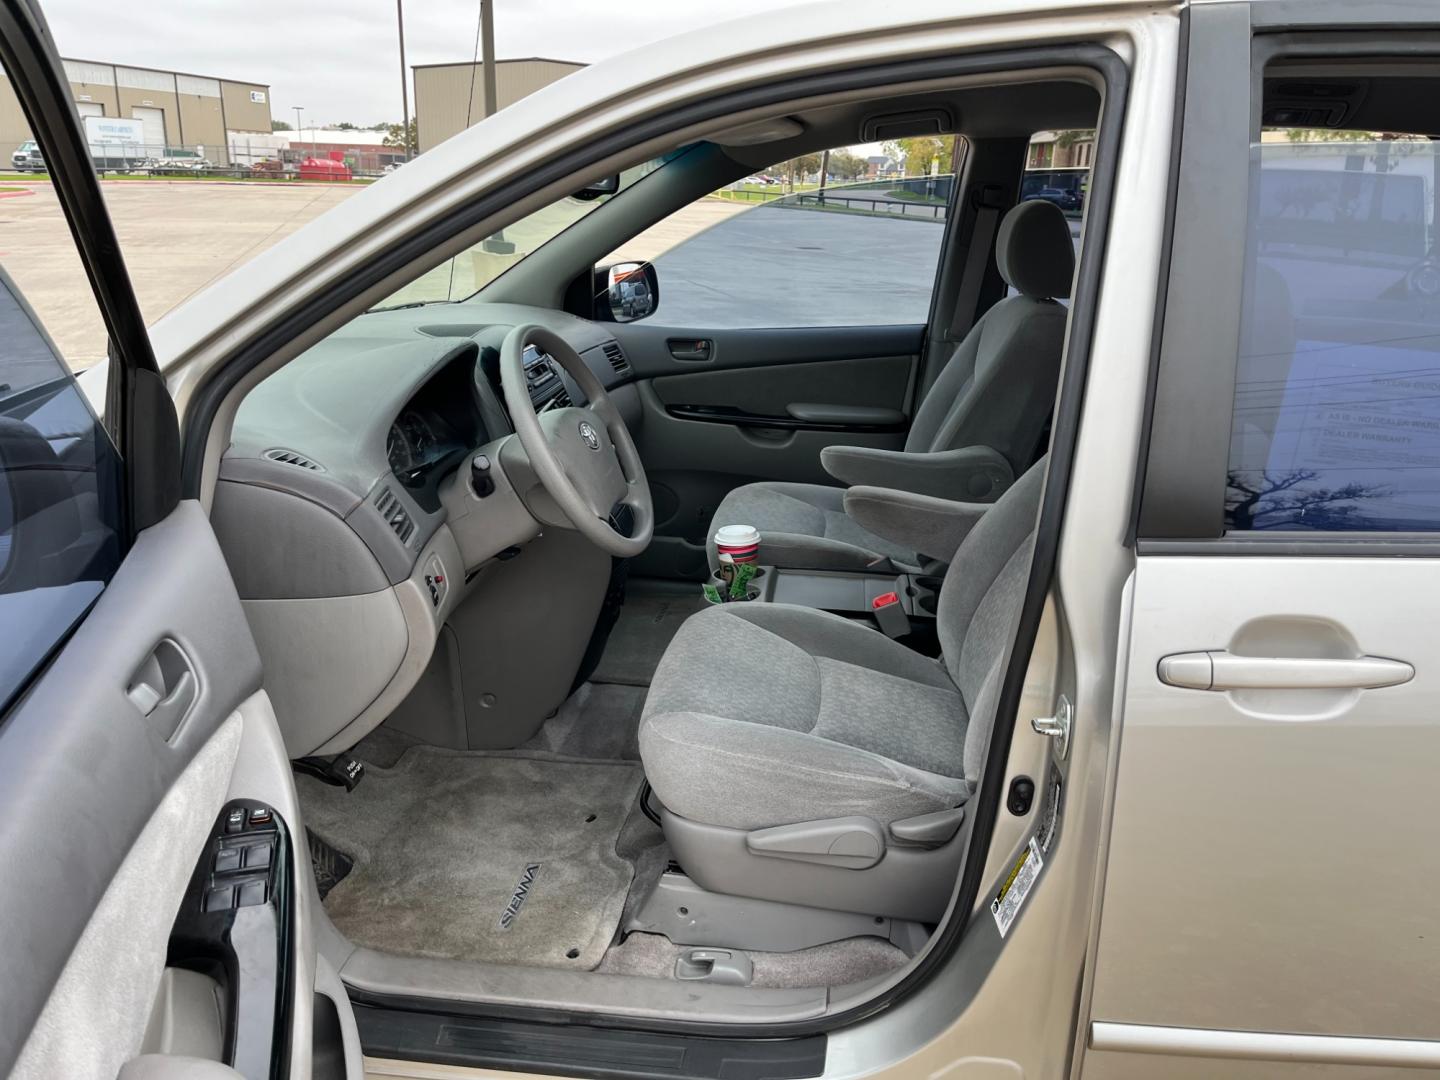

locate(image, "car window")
[[380, 155, 670, 308], [1225, 135, 1440, 531], [605, 142, 959, 329], [1, 63, 124, 716]]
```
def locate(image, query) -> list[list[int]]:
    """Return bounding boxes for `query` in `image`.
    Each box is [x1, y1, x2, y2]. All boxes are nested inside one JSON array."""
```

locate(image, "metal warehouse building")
[[412, 57, 584, 153], [0, 57, 272, 165]]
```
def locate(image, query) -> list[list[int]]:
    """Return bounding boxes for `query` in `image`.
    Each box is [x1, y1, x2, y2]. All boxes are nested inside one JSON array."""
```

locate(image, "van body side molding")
[[1091, 1022, 1440, 1068]]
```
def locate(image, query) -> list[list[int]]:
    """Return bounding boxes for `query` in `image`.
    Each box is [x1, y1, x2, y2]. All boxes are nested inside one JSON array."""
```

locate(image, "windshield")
[[372, 155, 670, 310]]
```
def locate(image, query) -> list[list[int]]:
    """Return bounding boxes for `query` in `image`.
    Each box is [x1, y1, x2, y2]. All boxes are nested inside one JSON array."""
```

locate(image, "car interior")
[[205, 71, 1098, 1025]]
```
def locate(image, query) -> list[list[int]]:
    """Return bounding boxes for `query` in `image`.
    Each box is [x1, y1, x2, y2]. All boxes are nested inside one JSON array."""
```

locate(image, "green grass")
[[0, 184, 23, 193], [0, 172, 45, 181], [884, 188, 948, 205]]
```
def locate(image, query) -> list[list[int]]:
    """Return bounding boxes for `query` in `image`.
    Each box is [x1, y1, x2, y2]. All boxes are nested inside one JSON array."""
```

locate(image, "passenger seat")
[[708, 199, 1074, 572]]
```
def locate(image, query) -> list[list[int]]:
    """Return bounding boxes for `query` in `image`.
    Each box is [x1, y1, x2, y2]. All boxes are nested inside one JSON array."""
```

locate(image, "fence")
[[717, 174, 954, 222]]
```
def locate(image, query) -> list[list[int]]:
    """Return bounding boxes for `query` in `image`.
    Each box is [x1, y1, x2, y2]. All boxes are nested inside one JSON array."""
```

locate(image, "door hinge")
[[1032, 694, 1072, 760]]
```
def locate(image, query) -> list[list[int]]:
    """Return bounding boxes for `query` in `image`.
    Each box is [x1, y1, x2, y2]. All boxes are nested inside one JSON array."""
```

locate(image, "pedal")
[[306, 828, 354, 901], [293, 752, 365, 791], [674, 948, 753, 986]]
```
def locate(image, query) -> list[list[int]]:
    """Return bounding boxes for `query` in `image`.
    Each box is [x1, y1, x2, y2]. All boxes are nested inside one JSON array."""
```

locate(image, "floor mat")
[[590, 589, 706, 687], [298, 749, 643, 970]]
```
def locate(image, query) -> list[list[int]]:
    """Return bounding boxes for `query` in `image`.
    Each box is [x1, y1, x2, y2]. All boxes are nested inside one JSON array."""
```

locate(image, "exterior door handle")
[[1158, 652, 1414, 691]]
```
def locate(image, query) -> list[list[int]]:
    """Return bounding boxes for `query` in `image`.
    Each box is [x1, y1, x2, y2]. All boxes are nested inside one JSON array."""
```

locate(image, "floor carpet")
[[298, 749, 643, 970], [590, 589, 706, 687]]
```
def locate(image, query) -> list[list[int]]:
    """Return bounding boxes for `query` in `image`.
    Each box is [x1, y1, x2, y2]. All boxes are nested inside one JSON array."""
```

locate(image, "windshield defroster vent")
[[374, 486, 416, 545], [263, 447, 324, 471], [602, 341, 631, 377]]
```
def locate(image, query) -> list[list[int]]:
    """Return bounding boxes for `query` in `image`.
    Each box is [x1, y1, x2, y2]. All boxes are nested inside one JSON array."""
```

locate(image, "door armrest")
[[820, 443, 1013, 502], [842, 486, 990, 563]]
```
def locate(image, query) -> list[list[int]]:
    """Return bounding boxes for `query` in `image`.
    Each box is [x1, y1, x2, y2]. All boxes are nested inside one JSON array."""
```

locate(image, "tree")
[[271, 120, 291, 132], [884, 135, 959, 176], [382, 120, 418, 153], [1226, 470, 1390, 530], [828, 150, 866, 181], [333, 121, 358, 131]]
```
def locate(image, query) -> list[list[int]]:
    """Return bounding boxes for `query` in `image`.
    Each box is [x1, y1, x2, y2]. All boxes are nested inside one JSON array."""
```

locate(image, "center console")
[[713, 565, 942, 647]]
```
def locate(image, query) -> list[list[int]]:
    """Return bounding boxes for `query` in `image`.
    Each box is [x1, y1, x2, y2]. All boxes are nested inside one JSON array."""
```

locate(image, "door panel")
[[0, 506, 294, 1076], [616, 323, 920, 577], [1087, 556, 1440, 1073]]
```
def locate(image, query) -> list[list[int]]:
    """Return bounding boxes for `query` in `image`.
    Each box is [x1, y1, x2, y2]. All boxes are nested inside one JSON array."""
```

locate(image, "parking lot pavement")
[[652, 202, 947, 327], [3, 182, 751, 366], [3, 181, 359, 366]]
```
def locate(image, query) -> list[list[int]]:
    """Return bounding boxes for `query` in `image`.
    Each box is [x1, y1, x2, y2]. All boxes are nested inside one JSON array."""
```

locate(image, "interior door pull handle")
[[127, 639, 198, 740], [1158, 652, 1414, 691]]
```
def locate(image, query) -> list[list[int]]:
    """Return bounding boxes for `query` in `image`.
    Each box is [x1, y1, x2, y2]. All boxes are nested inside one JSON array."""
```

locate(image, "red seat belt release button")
[[871, 592, 910, 639]]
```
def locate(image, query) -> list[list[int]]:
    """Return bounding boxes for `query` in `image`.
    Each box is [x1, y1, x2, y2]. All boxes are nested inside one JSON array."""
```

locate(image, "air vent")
[[602, 341, 631, 377], [263, 447, 323, 471], [373, 486, 416, 545]]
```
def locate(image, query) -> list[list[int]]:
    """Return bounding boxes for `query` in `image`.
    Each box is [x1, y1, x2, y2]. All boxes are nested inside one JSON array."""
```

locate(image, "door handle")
[[1158, 651, 1414, 691], [127, 639, 198, 740], [667, 338, 712, 361]]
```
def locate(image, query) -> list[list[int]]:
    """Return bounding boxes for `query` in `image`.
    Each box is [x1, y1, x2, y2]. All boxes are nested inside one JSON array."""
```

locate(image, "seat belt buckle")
[[871, 591, 911, 639]]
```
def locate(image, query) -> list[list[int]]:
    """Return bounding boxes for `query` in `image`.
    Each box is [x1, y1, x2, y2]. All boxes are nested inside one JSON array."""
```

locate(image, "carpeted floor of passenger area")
[[297, 749, 643, 970], [589, 588, 706, 687]]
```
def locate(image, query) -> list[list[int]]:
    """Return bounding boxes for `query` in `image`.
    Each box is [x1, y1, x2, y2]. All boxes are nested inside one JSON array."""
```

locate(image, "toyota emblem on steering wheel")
[[579, 421, 601, 451]]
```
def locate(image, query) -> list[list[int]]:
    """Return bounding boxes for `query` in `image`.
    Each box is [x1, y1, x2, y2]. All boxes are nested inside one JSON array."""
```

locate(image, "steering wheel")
[[499, 324, 653, 558]]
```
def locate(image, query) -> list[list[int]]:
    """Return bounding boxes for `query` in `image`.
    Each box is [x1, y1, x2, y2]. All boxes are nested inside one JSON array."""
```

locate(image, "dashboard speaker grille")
[[601, 341, 630, 377], [263, 447, 324, 471], [373, 486, 416, 545]]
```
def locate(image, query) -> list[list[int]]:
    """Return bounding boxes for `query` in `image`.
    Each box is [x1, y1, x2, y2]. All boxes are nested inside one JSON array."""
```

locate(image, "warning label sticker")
[[991, 837, 1043, 938]]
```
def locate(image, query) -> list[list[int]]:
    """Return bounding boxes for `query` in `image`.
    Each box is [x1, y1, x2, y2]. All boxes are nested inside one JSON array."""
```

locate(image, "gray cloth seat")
[[641, 460, 1045, 917], [709, 200, 1072, 572]]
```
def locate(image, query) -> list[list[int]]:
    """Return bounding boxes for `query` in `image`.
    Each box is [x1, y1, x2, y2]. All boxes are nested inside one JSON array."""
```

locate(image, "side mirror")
[[573, 174, 620, 202], [595, 261, 659, 323]]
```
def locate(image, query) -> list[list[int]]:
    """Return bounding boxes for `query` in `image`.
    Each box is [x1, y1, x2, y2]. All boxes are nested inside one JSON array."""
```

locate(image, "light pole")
[[293, 106, 304, 159], [396, 0, 411, 159], [480, 0, 497, 119]]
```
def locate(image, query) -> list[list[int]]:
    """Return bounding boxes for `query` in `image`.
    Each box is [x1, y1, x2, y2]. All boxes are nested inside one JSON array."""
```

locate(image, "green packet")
[[729, 561, 757, 599], [702, 583, 724, 605]]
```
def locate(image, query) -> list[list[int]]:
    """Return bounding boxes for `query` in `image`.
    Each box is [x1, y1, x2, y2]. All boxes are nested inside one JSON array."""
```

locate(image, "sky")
[[41, 0, 811, 127]]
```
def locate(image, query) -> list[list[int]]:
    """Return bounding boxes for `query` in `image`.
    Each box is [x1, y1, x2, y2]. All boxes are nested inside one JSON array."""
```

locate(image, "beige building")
[[412, 57, 584, 153], [0, 58, 271, 166]]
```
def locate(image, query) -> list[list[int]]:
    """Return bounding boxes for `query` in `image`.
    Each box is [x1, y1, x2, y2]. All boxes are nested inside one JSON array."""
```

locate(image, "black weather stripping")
[[354, 1004, 826, 1079]]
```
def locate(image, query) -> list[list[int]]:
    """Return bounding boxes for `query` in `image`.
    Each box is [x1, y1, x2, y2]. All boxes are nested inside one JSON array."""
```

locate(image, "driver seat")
[[639, 459, 1045, 922]]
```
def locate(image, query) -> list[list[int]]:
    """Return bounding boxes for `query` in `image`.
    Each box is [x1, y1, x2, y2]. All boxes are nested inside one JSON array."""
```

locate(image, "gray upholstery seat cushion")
[[709, 481, 920, 573], [640, 603, 970, 830]]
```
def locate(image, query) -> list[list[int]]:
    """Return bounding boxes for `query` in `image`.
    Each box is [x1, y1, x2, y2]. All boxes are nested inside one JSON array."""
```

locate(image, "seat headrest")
[[996, 200, 1075, 300]]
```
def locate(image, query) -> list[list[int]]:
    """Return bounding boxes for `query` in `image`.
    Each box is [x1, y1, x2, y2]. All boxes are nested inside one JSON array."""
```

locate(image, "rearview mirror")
[[573, 175, 620, 202], [596, 261, 658, 323]]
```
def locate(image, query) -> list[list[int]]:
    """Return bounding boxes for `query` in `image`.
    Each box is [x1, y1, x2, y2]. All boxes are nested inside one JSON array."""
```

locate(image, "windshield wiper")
[[366, 299, 455, 314]]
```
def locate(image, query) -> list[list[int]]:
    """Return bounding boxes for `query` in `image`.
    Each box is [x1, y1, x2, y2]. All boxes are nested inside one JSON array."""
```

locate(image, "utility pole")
[[396, 0, 412, 158], [817, 148, 829, 205], [480, 0, 498, 118], [293, 106, 304, 159]]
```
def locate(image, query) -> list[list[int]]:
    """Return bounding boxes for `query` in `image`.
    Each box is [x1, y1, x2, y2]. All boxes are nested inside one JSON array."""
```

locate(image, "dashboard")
[[213, 300, 636, 758]]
